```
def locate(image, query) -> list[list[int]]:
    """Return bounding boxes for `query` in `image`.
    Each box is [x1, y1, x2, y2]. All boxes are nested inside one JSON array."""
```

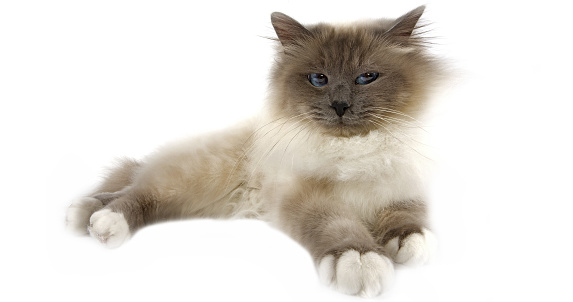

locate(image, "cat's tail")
[[65, 158, 141, 235]]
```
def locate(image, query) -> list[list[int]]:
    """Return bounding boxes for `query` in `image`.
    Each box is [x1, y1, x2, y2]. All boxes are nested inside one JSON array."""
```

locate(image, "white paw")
[[318, 250, 394, 297], [385, 228, 436, 266], [88, 209, 130, 248], [66, 197, 104, 235]]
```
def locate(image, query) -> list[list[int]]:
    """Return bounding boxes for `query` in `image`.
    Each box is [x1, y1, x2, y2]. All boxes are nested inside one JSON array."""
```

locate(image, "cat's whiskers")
[[242, 113, 314, 189], [367, 113, 429, 135], [223, 113, 309, 193], [367, 119, 433, 161], [223, 115, 292, 192], [368, 113, 434, 147], [273, 118, 314, 197], [369, 107, 422, 124], [262, 114, 313, 161], [279, 118, 314, 168]]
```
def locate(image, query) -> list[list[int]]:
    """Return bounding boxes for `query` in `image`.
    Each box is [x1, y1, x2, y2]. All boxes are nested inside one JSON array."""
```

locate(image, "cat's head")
[[268, 6, 438, 138]]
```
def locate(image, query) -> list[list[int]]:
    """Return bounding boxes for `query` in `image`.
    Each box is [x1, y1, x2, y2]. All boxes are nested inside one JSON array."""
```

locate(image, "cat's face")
[[269, 7, 436, 137]]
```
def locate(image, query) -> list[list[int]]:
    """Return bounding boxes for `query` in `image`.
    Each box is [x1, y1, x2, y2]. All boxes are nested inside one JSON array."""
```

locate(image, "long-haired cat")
[[66, 6, 440, 297]]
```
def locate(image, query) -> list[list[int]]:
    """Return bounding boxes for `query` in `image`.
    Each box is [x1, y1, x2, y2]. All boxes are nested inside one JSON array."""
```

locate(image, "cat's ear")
[[271, 12, 312, 46], [384, 5, 426, 46]]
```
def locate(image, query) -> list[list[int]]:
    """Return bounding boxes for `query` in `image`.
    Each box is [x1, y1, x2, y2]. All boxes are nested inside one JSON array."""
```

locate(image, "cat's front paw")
[[384, 228, 436, 266], [88, 209, 130, 248], [317, 250, 394, 297]]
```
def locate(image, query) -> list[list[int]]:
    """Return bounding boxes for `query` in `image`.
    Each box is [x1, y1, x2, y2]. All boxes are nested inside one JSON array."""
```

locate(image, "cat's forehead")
[[294, 23, 397, 71]]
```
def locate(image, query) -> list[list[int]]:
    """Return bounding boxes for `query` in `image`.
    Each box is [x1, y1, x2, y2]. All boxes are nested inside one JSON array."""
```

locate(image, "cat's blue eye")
[[355, 72, 379, 85], [308, 73, 328, 87]]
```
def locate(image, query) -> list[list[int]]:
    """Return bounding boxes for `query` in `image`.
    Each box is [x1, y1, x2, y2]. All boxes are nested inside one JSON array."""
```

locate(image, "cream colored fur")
[[67, 113, 431, 241], [251, 111, 432, 223], [66, 6, 439, 298]]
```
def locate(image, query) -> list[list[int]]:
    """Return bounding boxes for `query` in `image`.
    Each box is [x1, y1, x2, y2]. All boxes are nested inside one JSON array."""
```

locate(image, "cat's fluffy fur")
[[66, 6, 440, 297]]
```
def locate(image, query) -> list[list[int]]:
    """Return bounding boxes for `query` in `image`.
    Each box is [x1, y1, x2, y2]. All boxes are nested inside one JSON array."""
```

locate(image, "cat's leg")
[[66, 158, 140, 235], [370, 202, 436, 266], [86, 191, 148, 248], [76, 126, 252, 248], [269, 180, 394, 297]]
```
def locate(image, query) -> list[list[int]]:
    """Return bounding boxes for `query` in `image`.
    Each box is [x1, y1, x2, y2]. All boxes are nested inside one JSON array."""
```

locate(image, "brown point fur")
[[70, 8, 438, 293], [273, 178, 386, 262], [268, 7, 438, 138], [369, 202, 428, 247]]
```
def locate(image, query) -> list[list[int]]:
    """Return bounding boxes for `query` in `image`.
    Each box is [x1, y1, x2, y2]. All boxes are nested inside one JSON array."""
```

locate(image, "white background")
[[1, 0, 572, 301]]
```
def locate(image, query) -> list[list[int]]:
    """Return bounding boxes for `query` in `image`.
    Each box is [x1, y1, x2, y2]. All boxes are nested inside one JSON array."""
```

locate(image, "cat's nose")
[[331, 101, 350, 117]]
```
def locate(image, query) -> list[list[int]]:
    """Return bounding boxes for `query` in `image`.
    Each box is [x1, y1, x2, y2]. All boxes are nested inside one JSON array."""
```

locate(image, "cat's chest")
[[255, 129, 428, 207], [293, 131, 424, 182], [301, 148, 427, 205]]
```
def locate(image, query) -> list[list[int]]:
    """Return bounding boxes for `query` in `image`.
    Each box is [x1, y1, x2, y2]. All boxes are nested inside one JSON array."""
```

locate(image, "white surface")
[[2, 0, 573, 301]]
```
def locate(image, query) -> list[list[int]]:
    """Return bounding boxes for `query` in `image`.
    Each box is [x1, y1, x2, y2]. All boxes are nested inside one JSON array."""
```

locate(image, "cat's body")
[[66, 6, 440, 297]]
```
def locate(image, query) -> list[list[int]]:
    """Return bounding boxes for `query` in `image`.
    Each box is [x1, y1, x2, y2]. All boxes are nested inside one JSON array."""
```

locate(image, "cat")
[[66, 5, 440, 297]]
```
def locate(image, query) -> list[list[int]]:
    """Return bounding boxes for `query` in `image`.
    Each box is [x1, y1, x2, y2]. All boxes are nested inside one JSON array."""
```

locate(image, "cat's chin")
[[320, 124, 375, 138], [308, 114, 380, 138]]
